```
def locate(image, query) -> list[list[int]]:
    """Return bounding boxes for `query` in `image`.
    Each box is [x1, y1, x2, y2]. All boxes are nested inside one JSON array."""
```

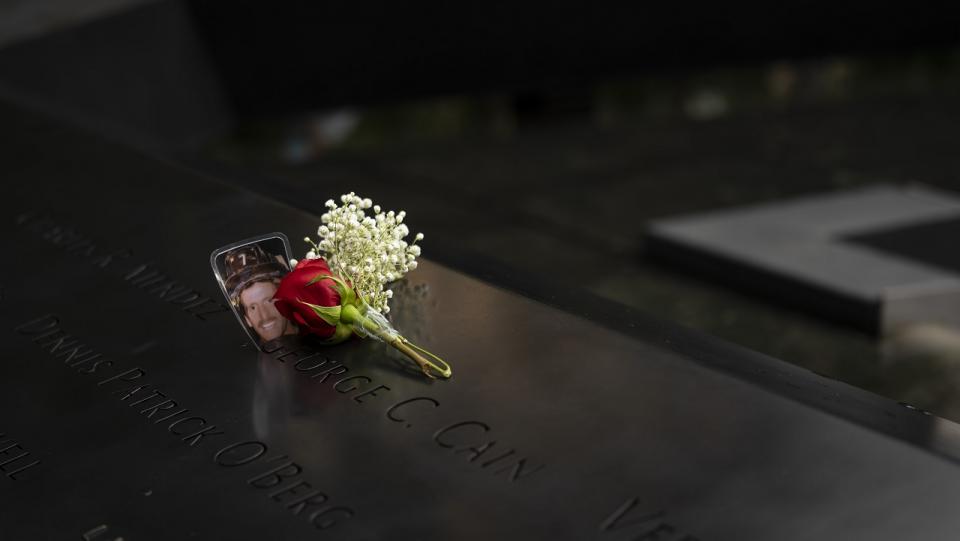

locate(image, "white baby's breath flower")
[[304, 192, 424, 312]]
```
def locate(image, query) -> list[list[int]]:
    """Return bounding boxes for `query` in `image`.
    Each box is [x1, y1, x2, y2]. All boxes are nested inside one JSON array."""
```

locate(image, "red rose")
[[273, 258, 342, 340]]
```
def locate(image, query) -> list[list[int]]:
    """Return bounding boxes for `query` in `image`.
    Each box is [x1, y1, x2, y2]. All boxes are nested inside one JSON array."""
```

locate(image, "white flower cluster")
[[304, 192, 424, 313]]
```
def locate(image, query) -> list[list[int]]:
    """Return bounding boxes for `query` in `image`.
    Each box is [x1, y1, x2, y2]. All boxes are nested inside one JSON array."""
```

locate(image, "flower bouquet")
[[272, 193, 452, 379]]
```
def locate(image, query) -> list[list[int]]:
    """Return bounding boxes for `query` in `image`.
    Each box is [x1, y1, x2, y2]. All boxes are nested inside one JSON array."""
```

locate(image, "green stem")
[[340, 304, 452, 379]]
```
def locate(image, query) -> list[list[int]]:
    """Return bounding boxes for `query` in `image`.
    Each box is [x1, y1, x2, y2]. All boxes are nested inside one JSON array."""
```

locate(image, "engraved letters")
[[213, 442, 356, 530], [14, 315, 357, 535], [600, 498, 700, 541], [16, 212, 229, 322], [0, 432, 41, 481]]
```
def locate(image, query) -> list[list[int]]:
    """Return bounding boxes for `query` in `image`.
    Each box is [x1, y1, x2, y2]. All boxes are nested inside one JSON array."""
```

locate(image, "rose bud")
[[273, 258, 354, 344]]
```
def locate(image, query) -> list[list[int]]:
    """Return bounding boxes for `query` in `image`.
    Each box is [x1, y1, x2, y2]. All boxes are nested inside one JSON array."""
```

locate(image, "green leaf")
[[341, 284, 357, 306], [306, 273, 328, 286], [331, 281, 348, 299], [298, 299, 342, 326]]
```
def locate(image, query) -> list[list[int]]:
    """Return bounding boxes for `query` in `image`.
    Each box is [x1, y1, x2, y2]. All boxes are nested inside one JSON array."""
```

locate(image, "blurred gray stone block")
[[647, 185, 960, 334]]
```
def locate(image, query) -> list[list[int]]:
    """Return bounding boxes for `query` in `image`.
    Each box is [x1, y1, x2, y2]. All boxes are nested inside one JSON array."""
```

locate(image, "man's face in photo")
[[240, 280, 293, 341]]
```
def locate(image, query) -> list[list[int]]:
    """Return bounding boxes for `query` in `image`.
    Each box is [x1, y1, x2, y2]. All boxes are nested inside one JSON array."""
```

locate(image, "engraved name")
[[15, 313, 355, 535], [266, 343, 547, 484], [15, 211, 229, 321]]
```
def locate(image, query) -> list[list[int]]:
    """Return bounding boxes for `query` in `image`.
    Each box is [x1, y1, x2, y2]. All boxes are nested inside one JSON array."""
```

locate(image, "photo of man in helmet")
[[219, 240, 299, 345]]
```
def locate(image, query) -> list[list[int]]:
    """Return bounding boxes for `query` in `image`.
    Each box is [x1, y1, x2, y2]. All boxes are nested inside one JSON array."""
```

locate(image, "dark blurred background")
[[2, 1, 960, 417]]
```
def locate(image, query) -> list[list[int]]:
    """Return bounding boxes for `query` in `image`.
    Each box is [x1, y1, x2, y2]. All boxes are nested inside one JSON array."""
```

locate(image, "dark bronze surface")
[[2, 101, 960, 540]]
